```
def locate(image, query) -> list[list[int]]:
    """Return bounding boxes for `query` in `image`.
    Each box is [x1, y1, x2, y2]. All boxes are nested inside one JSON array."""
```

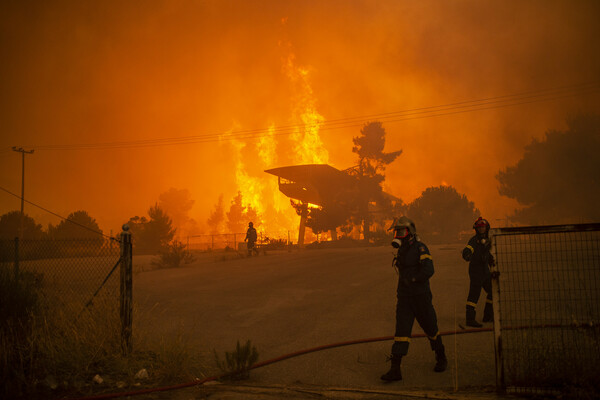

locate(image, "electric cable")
[[0, 185, 114, 241], [14, 81, 600, 151]]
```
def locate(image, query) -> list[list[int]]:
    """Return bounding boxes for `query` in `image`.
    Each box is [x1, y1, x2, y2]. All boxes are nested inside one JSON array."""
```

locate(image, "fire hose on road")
[[68, 326, 493, 400]]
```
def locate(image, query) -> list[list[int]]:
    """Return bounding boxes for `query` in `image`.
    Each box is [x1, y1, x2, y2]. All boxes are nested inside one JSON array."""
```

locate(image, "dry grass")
[[1, 266, 208, 399]]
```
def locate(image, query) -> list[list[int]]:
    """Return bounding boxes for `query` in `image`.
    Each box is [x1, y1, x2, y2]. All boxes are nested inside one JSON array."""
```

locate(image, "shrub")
[[152, 240, 194, 269], [214, 340, 259, 380]]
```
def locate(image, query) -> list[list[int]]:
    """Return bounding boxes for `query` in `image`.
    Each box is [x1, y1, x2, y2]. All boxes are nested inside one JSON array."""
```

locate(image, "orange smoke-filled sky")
[[1, 0, 599, 237]]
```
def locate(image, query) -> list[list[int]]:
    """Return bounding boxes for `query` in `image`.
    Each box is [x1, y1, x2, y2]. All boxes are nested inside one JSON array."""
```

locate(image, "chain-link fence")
[[185, 231, 291, 252], [0, 236, 122, 322], [491, 223, 600, 395]]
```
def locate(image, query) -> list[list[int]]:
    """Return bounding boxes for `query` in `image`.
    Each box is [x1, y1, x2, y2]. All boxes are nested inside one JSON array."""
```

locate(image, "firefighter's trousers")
[[467, 265, 493, 319], [392, 291, 444, 357]]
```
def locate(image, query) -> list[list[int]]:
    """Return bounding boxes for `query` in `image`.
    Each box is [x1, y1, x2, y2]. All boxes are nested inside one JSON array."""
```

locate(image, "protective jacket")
[[245, 226, 257, 244], [462, 234, 494, 323], [395, 239, 434, 296], [462, 235, 493, 279], [391, 237, 443, 358]]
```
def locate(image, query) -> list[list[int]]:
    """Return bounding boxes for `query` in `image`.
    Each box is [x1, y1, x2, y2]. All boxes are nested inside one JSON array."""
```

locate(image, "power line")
[[14, 81, 600, 151], [0, 185, 112, 240]]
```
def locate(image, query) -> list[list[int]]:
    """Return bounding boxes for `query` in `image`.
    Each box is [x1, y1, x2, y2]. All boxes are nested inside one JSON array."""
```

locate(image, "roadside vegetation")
[[214, 340, 259, 380], [0, 266, 206, 399]]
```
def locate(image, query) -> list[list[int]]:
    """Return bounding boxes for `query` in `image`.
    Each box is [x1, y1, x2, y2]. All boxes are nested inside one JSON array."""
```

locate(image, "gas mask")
[[391, 227, 410, 248]]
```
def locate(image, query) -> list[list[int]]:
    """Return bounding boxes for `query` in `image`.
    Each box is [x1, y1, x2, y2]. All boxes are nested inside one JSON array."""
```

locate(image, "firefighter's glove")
[[462, 248, 472, 262]]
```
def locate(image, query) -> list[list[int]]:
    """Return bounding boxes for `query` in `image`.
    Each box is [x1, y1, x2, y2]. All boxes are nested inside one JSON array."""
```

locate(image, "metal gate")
[[490, 223, 600, 396], [0, 227, 132, 353]]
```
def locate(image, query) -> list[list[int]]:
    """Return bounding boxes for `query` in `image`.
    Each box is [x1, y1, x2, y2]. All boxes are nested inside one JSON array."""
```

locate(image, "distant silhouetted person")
[[381, 216, 447, 382], [244, 222, 258, 256], [462, 217, 495, 327]]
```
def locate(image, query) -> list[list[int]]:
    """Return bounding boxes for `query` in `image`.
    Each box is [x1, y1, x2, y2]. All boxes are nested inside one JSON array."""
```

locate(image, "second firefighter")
[[461, 217, 495, 327]]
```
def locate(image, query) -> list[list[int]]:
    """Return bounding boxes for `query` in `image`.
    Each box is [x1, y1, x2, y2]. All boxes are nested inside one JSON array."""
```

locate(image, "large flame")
[[228, 51, 328, 239], [285, 54, 329, 165]]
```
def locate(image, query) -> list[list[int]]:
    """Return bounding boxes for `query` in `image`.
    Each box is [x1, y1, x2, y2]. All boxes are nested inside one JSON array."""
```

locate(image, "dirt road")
[[134, 244, 499, 398]]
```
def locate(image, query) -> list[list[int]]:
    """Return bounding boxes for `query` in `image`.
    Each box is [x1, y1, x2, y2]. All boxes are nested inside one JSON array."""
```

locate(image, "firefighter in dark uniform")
[[381, 216, 447, 382], [244, 222, 258, 256], [462, 217, 494, 327]]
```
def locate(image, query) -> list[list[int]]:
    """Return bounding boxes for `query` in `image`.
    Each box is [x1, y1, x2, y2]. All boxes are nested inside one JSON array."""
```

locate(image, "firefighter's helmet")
[[473, 217, 490, 233], [390, 216, 417, 248], [248, 222, 254, 227]]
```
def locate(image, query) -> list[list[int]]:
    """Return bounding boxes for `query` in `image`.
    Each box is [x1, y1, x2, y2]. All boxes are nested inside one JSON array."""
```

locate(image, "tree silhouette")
[[126, 204, 176, 254], [158, 188, 196, 234], [497, 114, 600, 224], [291, 200, 350, 235], [226, 192, 258, 233], [352, 121, 403, 172], [0, 211, 44, 240], [296, 121, 403, 240], [47, 210, 103, 241], [349, 121, 402, 240], [207, 194, 225, 234], [407, 185, 479, 243]]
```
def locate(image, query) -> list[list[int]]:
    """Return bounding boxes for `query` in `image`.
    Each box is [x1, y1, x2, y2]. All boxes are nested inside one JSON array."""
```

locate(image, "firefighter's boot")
[[482, 301, 494, 322], [466, 305, 483, 328], [434, 347, 447, 372], [380, 355, 402, 382]]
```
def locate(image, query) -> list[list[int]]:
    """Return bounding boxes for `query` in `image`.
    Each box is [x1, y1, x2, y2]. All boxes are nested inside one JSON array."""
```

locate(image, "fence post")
[[120, 224, 133, 355], [13, 236, 19, 281], [490, 230, 505, 393]]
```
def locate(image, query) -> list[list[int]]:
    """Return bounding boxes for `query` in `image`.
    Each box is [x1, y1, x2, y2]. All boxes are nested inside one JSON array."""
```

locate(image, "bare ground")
[[130, 245, 510, 399]]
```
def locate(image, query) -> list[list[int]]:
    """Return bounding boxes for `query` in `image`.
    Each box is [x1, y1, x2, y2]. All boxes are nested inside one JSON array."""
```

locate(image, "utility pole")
[[12, 147, 34, 238]]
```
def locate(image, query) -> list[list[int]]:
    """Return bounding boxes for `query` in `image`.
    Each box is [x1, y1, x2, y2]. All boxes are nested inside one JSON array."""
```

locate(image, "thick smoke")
[[0, 1, 598, 233]]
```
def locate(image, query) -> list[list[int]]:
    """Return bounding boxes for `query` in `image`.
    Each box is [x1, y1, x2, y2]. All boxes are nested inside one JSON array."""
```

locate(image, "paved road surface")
[[133, 245, 501, 399]]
